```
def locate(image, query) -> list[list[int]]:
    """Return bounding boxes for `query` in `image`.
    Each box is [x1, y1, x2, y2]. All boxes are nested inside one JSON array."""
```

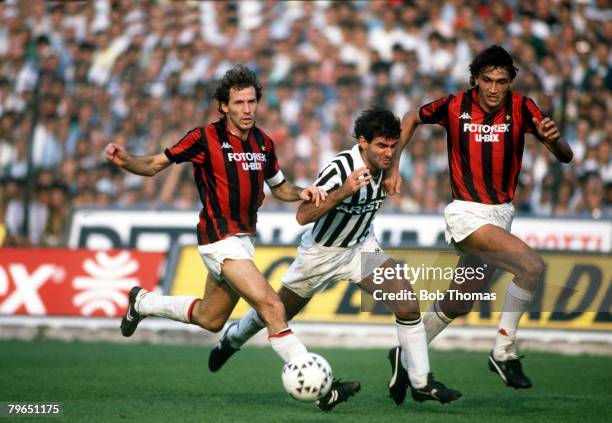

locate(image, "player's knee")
[[387, 296, 420, 317], [517, 253, 545, 289], [455, 300, 474, 317], [190, 304, 226, 333], [395, 311, 421, 321], [440, 298, 473, 318], [192, 314, 226, 333], [206, 318, 226, 333]]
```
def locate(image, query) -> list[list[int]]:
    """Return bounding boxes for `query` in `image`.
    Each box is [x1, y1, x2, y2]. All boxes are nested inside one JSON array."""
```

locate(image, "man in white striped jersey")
[[209, 106, 461, 410]]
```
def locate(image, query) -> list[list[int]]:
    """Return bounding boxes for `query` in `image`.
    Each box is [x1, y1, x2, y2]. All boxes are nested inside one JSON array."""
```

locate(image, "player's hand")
[[382, 167, 401, 195], [300, 186, 327, 207], [343, 167, 371, 195], [533, 117, 561, 144], [104, 143, 129, 167]]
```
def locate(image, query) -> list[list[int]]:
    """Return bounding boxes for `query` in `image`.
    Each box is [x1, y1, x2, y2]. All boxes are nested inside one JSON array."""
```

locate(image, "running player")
[[104, 65, 329, 394], [384, 45, 573, 394], [208, 106, 462, 409]]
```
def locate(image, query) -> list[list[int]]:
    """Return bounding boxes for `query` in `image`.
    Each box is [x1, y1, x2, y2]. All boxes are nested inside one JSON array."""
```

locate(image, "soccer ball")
[[281, 353, 333, 401]]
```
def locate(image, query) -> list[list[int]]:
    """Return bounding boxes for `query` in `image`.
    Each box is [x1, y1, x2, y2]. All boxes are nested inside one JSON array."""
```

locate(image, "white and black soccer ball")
[[281, 353, 333, 401]]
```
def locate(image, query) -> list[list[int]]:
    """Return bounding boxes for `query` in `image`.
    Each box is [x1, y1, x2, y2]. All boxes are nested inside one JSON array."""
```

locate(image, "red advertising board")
[[0, 248, 165, 317]]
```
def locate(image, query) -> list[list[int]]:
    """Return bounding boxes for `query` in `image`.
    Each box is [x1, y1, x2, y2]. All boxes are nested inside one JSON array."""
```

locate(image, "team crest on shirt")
[[505, 114, 511, 121]]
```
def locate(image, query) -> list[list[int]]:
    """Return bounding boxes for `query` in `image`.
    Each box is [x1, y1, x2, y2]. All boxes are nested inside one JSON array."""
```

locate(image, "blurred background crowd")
[[0, 0, 610, 246]]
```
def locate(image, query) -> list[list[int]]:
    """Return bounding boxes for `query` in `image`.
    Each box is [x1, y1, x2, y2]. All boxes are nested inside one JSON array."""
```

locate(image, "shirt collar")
[[351, 144, 366, 168]]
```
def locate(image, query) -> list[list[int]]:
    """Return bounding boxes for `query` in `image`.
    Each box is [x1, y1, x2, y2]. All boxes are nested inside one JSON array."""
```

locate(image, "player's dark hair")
[[469, 45, 518, 86], [213, 65, 262, 114], [353, 105, 400, 143]]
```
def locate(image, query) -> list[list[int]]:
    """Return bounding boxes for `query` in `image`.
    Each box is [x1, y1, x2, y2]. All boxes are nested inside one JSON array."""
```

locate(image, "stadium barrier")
[[0, 245, 609, 354], [167, 246, 612, 331], [68, 209, 611, 252], [1, 244, 609, 332], [0, 248, 164, 317]]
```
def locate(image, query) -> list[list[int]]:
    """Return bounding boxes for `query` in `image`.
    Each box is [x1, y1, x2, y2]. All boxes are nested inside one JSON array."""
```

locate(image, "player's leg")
[[120, 287, 200, 337], [456, 224, 543, 388], [420, 199, 501, 341], [209, 286, 311, 372], [359, 260, 427, 385], [220, 259, 307, 362], [212, 245, 361, 411], [456, 224, 544, 290], [121, 272, 240, 338], [359, 258, 461, 405], [423, 252, 496, 342], [122, 235, 254, 337], [188, 273, 241, 332], [226, 287, 311, 348], [439, 200, 536, 387], [211, 241, 324, 370], [219, 243, 323, 356], [395, 253, 495, 395]]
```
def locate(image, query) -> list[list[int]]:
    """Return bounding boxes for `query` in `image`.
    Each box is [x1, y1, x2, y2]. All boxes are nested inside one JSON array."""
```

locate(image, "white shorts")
[[444, 200, 515, 246], [282, 233, 391, 299], [197, 235, 255, 281]]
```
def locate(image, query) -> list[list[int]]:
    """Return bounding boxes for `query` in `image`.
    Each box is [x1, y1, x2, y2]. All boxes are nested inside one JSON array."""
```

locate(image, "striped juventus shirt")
[[419, 87, 545, 204], [307, 145, 386, 248], [164, 119, 284, 245]]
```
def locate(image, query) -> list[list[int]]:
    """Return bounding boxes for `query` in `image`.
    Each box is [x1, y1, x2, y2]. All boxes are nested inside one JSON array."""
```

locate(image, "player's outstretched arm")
[[270, 180, 327, 205], [532, 117, 573, 163], [383, 111, 422, 195], [104, 143, 172, 176], [296, 167, 371, 225]]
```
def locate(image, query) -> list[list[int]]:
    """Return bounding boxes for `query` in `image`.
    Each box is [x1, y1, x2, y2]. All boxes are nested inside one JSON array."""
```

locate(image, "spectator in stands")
[[0, 0, 609, 246]]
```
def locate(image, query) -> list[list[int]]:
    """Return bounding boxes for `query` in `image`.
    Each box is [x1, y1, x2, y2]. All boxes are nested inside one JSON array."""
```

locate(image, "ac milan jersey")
[[419, 87, 545, 204], [164, 119, 284, 245]]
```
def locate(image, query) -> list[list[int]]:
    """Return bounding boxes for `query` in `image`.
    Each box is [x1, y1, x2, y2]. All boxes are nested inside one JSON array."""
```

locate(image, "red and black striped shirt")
[[164, 119, 284, 245], [419, 87, 545, 205]]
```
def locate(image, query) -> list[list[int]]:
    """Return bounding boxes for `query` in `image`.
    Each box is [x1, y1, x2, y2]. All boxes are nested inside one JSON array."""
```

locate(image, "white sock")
[[424, 300, 453, 343], [396, 317, 430, 389], [226, 308, 266, 349], [137, 291, 198, 323], [493, 281, 535, 360], [400, 301, 452, 370], [268, 328, 307, 363]]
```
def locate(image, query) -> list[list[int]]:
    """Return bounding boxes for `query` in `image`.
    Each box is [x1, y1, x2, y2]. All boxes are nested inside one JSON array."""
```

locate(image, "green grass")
[[1, 340, 610, 422]]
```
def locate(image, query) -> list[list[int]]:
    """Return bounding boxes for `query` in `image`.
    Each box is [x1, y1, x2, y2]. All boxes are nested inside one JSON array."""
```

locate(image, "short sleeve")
[[314, 163, 342, 193], [266, 169, 285, 187], [419, 94, 454, 128], [164, 128, 205, 164], [522, 96, 545, 141], [264, 138, 284, 187]]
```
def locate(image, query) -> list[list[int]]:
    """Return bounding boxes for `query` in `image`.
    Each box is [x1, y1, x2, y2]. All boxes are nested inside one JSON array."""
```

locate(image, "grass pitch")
[[1, 340, 610, 422]]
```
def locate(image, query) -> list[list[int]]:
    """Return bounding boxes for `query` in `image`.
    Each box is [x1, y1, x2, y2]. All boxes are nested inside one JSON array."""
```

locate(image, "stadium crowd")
[[0, 0, 610, 246]]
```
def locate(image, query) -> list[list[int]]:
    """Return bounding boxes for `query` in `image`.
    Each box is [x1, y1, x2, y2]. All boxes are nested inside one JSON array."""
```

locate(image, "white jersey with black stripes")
[[307, 144, 386, 248]]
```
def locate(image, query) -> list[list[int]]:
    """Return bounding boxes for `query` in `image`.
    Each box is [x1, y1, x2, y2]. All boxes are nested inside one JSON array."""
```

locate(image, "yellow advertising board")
[[0, 224, 6, 246], [170, 246, 611, 331]]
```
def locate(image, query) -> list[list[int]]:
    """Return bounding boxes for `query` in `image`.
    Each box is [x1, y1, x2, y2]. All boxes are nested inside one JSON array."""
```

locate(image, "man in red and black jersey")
[[104, 65, 331, 391], [385, 46, 573, 393]]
